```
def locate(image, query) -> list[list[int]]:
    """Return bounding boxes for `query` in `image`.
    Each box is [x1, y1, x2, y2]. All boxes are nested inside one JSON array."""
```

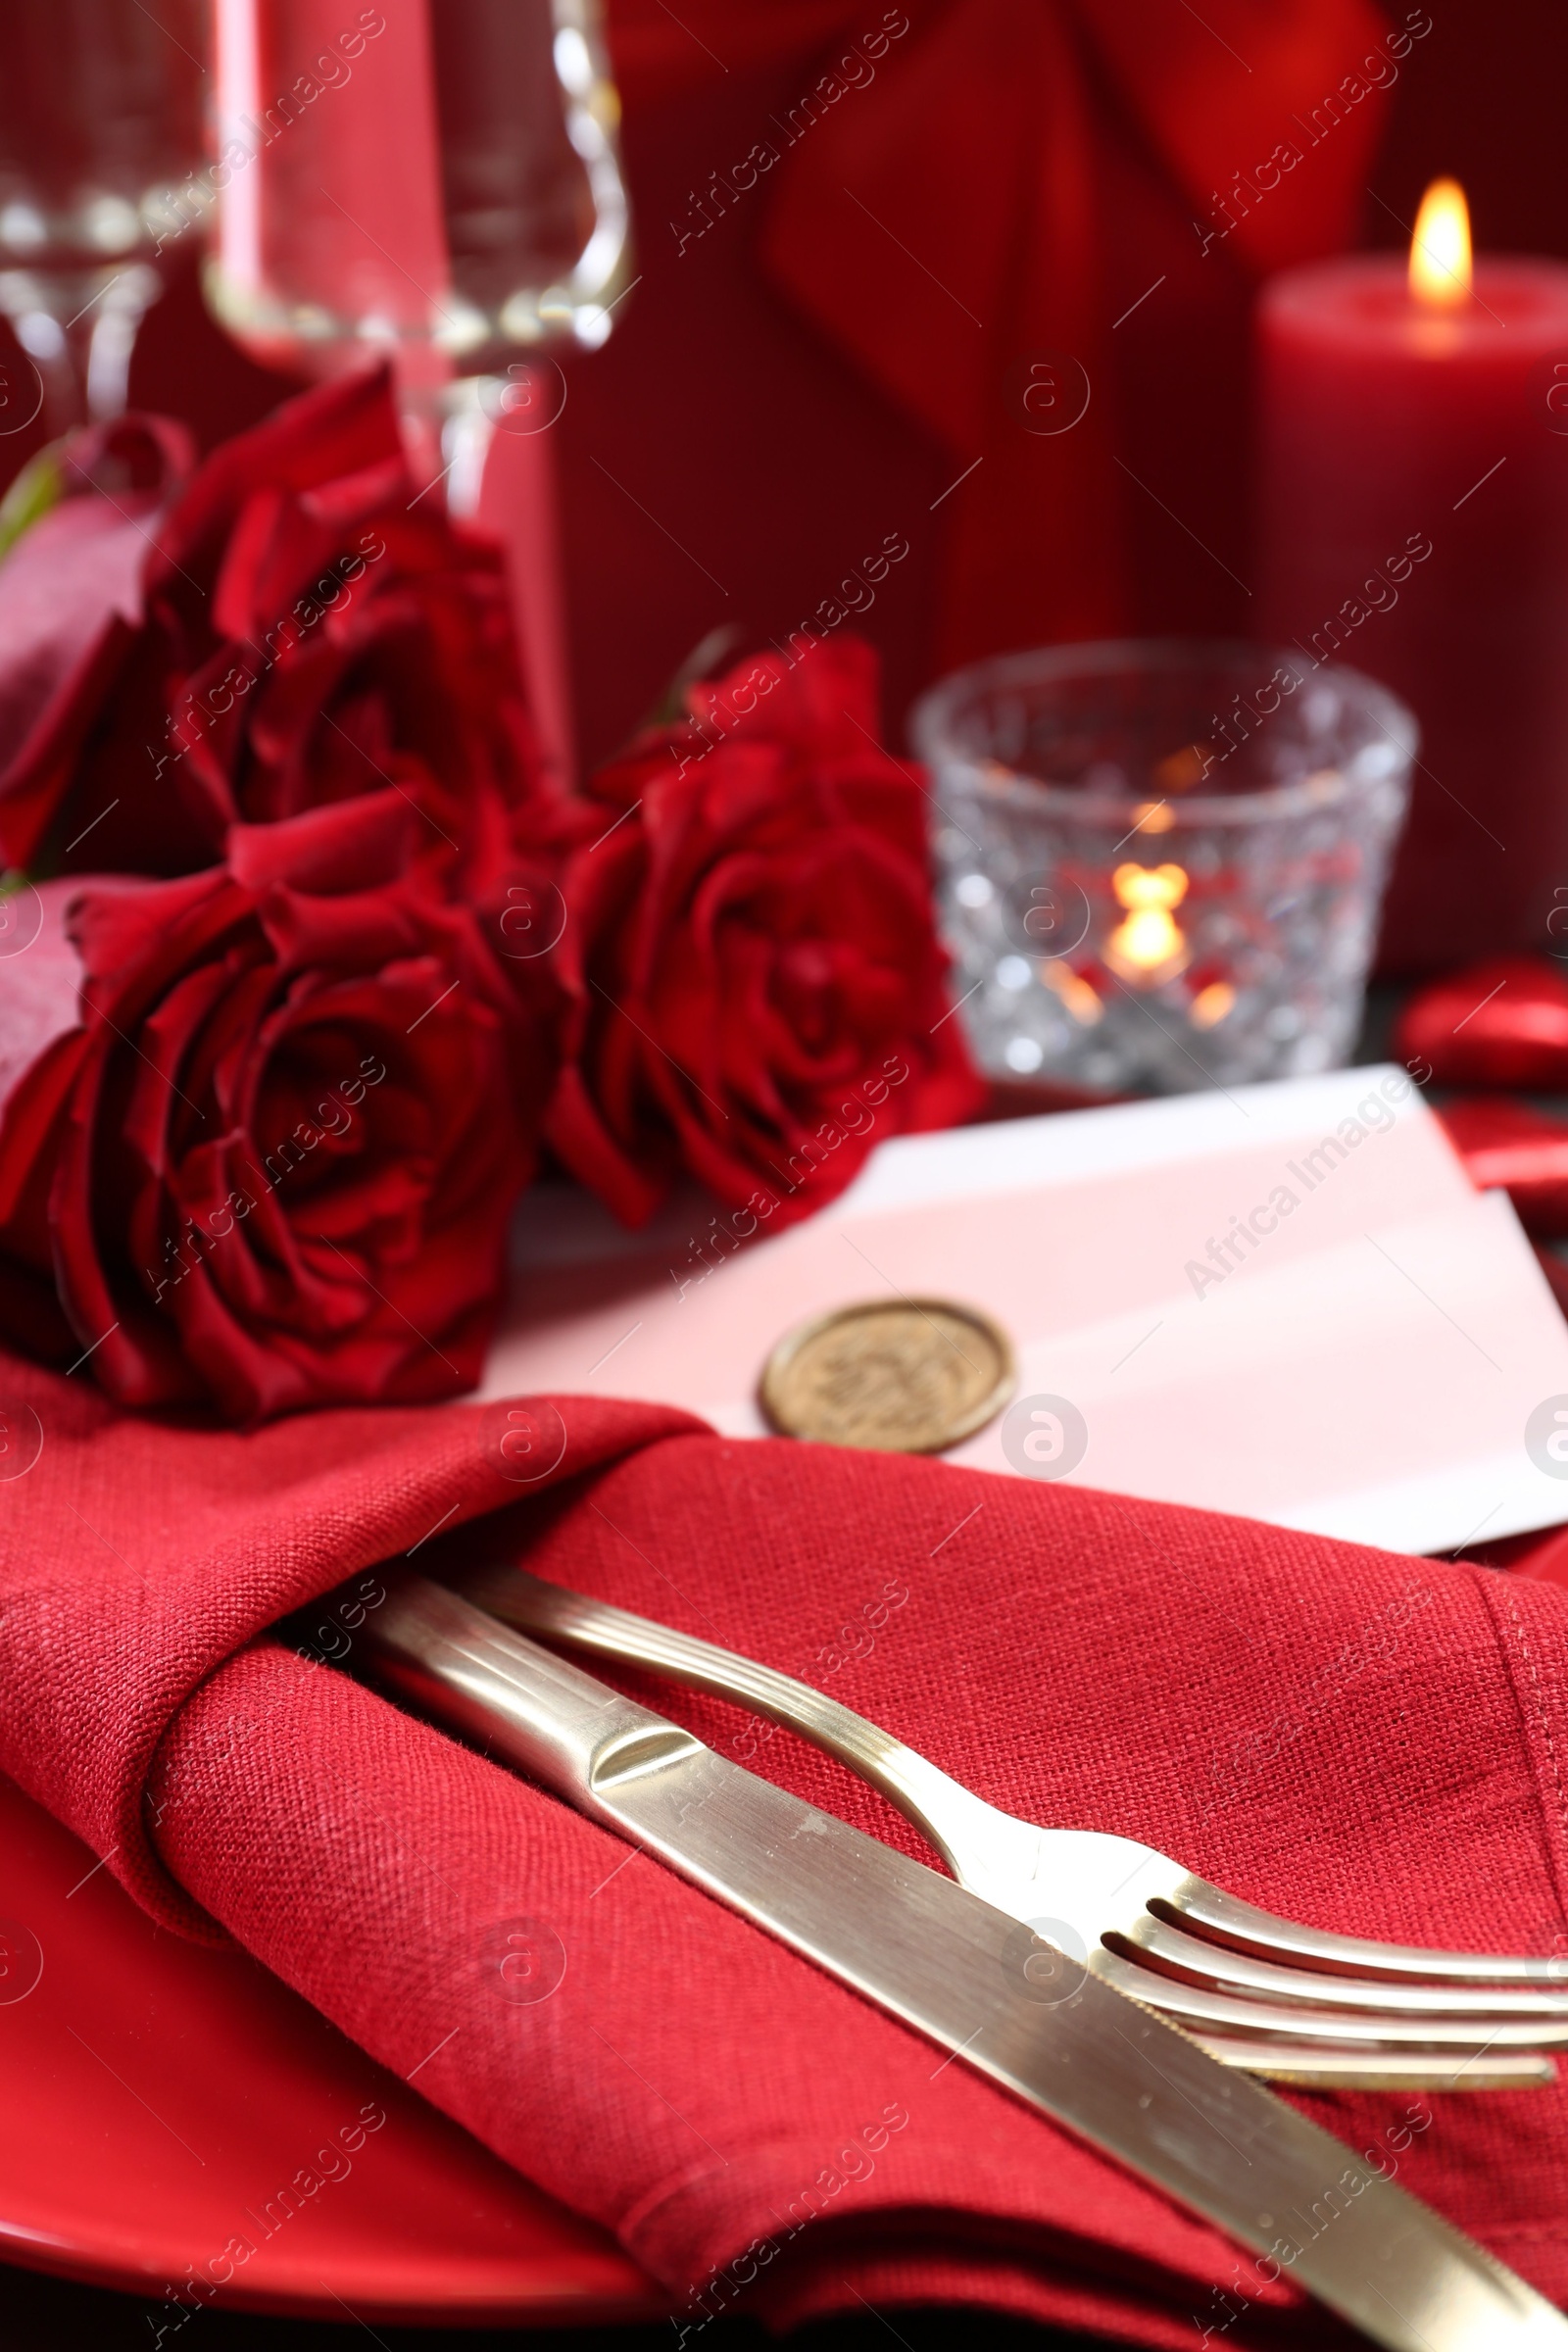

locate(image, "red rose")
[[545, 636, 981, 1226], [0, 792, 537, 1422], [0, 369, 558, 894]]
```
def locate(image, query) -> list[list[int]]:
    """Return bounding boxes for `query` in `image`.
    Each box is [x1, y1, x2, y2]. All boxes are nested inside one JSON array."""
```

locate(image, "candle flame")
[[1105, 861, 1189, 983], [1409, 177, 1471, 308]]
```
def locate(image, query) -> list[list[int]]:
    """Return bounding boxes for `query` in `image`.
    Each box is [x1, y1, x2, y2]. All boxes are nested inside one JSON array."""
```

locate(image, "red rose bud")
[[0, 793, 544, 1422], [1393, 955, 1568, 1089], [1438, 1097, 1568, 1240], [0, 368, 564, 894], [544, 635, 983, 1229]]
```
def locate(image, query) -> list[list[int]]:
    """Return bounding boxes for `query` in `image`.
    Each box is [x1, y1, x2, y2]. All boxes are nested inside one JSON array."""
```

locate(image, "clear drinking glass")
[[203, 0, 628, 385], [200, 0, 630, 789], [911, 641, 1416, 1095], [0, 0, 208, 432]]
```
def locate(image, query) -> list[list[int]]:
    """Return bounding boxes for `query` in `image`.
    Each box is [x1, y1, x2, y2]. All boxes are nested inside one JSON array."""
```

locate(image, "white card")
[[481, 1068, 1568, 1556]]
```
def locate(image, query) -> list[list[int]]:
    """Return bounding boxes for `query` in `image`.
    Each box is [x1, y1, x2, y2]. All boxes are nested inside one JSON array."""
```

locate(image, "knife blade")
[[362, 1575, 1568, 2351]]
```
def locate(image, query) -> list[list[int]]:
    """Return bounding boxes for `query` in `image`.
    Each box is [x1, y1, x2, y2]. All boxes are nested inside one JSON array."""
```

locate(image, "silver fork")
[[464, 1564, 1568, 2092]]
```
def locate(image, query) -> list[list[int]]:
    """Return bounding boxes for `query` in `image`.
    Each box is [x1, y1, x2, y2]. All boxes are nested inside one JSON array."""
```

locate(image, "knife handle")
[[364, 1575, 704, 1825], [353, 1583, 1568, 2352]]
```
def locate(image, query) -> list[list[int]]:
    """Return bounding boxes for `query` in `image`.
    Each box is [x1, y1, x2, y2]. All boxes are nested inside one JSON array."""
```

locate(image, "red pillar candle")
[[1257, 182, 1568, 973]]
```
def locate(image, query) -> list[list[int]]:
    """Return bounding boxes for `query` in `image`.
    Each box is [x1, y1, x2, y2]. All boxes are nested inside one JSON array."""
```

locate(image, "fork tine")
[[1114, 1915, 1568, 2019], [478, 1568, 1568, 2003], [1092, 1949, 1568, 2050], [1191, 2039, 1558, 2092], [1161, 1876, 1568, 1988]]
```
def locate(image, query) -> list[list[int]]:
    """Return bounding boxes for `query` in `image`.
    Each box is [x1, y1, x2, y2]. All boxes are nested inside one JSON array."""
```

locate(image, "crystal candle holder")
[[910, 641, 1416, 1095]]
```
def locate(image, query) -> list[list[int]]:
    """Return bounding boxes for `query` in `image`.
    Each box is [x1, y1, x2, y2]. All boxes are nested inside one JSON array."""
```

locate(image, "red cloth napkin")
[[5, 1346, 1568, 2344]]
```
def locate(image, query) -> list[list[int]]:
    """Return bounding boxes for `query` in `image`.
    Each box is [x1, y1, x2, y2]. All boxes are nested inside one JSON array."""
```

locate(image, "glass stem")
[[401, 371, 575, 796], [442, 374, 575, 794], [0, 263, 161, 438], [438, 377, 496, 519]]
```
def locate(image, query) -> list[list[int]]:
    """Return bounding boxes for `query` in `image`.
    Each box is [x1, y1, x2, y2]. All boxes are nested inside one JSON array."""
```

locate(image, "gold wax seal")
[[760, 1298, 1016, 1454]]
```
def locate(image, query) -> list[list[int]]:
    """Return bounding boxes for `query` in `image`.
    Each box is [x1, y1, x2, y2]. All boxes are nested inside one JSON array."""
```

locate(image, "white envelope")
[[481, 1067, 1568, 1556]]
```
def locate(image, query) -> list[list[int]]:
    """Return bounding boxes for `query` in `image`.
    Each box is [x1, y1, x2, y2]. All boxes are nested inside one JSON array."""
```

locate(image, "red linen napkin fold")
[[4, 1347, 1568, 2344]]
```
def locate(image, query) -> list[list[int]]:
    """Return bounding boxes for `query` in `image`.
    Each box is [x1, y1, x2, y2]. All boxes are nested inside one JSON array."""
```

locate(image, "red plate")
[[0, 1769, 662, 2325]]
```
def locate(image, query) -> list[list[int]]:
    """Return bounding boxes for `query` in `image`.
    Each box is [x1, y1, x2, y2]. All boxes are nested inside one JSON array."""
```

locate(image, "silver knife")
[[362, 1576, 1568, 2351]]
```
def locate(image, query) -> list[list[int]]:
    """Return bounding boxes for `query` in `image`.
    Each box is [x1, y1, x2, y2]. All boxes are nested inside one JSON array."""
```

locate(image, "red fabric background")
[[3, 2, 1565, 774], [0, 0, 1405, 775], [3, 1345, 1567, 2340]]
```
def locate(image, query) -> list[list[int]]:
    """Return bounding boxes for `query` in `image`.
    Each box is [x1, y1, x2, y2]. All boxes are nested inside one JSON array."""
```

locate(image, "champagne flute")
[[0, 0, 208, 436], [202, 0, 632, 784], [204, 0, 627, 376]]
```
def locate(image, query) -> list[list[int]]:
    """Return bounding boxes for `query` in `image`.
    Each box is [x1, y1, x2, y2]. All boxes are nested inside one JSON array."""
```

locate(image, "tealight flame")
[[1409, 177, 1471, 309], [1105, 861, 1189, 983]]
